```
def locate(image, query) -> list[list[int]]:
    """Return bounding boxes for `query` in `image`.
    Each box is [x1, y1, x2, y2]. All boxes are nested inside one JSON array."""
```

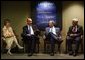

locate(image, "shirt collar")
[[50, 26, 55, 28]]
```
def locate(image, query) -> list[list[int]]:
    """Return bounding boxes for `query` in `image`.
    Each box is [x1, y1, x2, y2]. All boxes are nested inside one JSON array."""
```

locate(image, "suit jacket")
[[67, 25, 83, 37], [45, 27, 61, 37], [21, 25, 40, 37]]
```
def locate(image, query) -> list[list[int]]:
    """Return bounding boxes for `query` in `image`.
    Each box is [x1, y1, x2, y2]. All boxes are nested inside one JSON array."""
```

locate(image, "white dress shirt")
[[49, 26, 56, 35], [28, 25, 34, 35]]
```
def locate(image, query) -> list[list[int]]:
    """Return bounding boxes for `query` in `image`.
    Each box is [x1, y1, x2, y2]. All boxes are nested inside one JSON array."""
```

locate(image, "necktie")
[[72, 27, 77, 32], [29, 26, 31, 34], [51, 28, 52, 32], [49, 28, 52, 32], [29, 26, 34, 35]]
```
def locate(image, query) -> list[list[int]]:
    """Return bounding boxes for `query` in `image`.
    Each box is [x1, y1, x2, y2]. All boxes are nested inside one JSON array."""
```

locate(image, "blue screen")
[[36, 1, 57, 30]]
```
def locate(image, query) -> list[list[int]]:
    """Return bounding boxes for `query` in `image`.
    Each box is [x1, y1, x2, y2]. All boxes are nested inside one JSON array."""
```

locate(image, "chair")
[[22, 36, 40, 53], [1, 36, 19, 53], [65, 35, 84, 54], [43, 35, 63, 54], [1, 36, 6, 53]]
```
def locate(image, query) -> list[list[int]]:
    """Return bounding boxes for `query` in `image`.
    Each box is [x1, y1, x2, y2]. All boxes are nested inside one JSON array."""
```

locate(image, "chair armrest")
[[81, 35, 83, 39], [2, 37, 5, 41]]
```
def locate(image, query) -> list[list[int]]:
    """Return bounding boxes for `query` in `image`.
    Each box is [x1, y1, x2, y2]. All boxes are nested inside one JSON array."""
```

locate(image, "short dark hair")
[[4, 19, 10, 25]]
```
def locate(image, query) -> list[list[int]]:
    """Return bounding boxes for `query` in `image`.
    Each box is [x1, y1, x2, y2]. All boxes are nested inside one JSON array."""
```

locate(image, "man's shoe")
[[28, 53, 32, 56], [50, 53, 54, 56], [69, 51, 73, 55], [59, 40, 63, 44], [73, 52, 77, 56]]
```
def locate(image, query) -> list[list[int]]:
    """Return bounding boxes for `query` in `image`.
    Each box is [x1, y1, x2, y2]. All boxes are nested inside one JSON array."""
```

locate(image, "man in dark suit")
[[45, 20, 63, 56], [67, 18, 83, 56], [21, 18, 39, 56]]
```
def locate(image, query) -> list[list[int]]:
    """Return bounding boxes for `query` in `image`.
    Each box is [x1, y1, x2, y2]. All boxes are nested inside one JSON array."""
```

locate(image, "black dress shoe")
[[50, 53, 54, 56], [69, 52, 73, 55], [28, 53, 33, 56], [60, 40, 63, 44], [73, 53, 77, 56]]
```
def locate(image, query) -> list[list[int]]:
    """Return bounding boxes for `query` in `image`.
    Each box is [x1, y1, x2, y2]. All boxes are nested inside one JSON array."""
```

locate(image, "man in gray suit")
[[45, 20, 63, 56]]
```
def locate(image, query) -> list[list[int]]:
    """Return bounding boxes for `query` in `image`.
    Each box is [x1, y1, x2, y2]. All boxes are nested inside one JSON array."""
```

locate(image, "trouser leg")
[[74, 37, 81, 53], [67, 36, 73, 52], [30, 35, 36, 54], [50, 33, 55, 53]]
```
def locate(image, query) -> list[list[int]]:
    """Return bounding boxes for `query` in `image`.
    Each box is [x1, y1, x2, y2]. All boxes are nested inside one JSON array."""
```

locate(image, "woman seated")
[[2, 19, 23, 55]]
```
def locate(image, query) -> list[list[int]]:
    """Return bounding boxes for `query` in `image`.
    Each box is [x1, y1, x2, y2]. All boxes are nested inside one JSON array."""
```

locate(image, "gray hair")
[[49, 20, 55, 25], [72, 18, 79, 21]]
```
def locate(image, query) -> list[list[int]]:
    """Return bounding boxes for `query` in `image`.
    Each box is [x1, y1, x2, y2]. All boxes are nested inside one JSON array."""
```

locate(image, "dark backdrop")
[[31, 1, 62, 31]]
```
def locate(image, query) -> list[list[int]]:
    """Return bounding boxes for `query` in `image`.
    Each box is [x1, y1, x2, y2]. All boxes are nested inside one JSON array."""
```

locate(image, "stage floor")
[[1, 53, 84, 59]]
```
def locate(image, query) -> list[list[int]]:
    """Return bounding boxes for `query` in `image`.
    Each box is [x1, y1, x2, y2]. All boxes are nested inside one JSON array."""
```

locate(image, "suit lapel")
[[77, 25, 79, 32], [26, 25, 30, 34], [48, 27, 50, 32], [31, 25, 35, 33]]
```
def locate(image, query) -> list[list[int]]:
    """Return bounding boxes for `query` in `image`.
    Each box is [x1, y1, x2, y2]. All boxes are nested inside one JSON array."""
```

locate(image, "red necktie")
[[72, 27, 77, 32]]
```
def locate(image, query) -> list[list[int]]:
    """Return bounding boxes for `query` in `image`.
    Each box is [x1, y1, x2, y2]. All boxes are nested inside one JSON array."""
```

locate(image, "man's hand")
[[70, 34, 74, 36], [27, 34, 31, 36], [74, 34, 78, 36], [70, 34, 77, 36]]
